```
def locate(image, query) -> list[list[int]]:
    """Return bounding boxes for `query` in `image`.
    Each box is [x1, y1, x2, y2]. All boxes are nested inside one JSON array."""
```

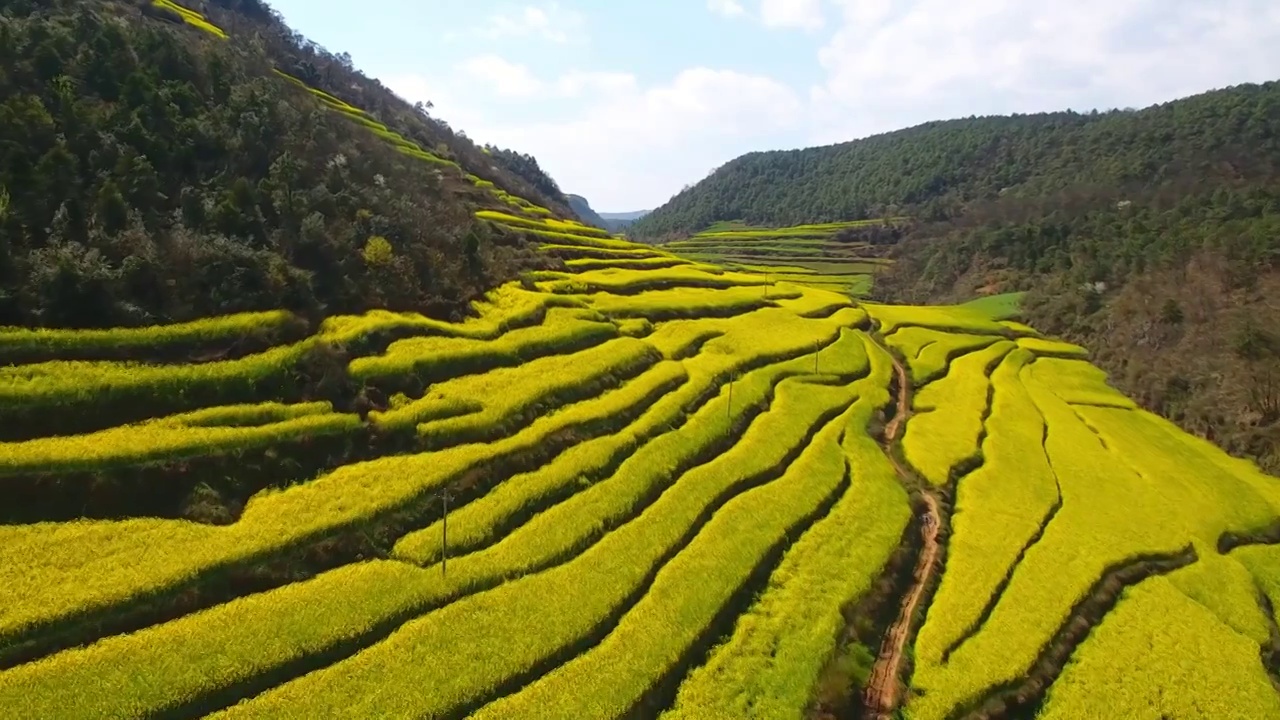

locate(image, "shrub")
[[361, 236, 395, 267]]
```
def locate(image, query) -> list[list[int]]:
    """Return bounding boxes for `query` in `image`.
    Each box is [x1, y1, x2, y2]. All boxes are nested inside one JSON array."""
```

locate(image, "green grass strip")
[[958, 292, 1026, 321]]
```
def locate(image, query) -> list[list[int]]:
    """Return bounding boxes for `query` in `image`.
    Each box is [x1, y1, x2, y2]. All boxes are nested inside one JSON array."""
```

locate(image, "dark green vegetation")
[[567, 194, 608, 229], [0, 0, 576, 329], [636, 81, 1280, 471], [566, 194, 647, 233], [483, 145, 571, 210]]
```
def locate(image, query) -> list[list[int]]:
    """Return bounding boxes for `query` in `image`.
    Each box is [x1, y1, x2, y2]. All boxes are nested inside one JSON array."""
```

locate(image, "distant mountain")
[[566, 196, 649, 231], [628, 82, 1280, 239], [598, 209, 651, 221], [566, 194, 608, 229]]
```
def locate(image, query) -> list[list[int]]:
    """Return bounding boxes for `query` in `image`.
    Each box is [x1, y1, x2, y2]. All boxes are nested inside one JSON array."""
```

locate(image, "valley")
[[1, 1, 1279, 719]]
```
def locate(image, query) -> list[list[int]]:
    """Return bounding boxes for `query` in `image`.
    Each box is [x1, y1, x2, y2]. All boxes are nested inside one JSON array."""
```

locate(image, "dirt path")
[[863, 345, 943, 719], [883, 351, 910, 444]]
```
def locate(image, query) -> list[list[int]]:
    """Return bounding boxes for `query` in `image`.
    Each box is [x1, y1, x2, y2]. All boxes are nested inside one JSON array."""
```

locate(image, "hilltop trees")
[[0, 0, 556, 328], [483, 145, 568, 208], [631, 83, 1280, 238]]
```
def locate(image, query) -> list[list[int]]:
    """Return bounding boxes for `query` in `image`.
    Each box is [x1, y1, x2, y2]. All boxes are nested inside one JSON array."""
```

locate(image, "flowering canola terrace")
[[1, 213, 1279, 720]]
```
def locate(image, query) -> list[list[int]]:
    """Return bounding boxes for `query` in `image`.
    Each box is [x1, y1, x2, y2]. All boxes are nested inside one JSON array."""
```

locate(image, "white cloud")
[[427, 63, 801, 208], [480, 2, 586, 44], [558, 67, 801, 205], [760, 0, 824, 30], [390, 1, 1280, 210], [457, 55, 544, 98], [554, 71, 639, 99], [708, 0, 746, 18], [809, 0, 1280, 144]]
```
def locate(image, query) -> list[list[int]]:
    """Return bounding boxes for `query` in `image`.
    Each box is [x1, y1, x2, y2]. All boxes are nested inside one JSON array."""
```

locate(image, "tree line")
[[0, 0, 559, 328]]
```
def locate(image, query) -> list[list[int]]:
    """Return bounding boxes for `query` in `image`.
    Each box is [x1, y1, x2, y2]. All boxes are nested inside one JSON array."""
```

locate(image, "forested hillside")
[[0, 0, 576, 329], [566, 194, 608, 229], [630, 82, 1280, 238], [483, 145, 570, 210], [633, 81, 1280, 471]]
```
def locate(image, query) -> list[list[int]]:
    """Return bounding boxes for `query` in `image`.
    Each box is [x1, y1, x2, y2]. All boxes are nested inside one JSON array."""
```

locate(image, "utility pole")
[[441, 488, 451, 578], [727, 374, 734, 429]]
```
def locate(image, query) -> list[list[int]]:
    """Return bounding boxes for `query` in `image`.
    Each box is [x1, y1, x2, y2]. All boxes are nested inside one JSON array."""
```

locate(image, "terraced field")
[[4, 205, 1280, 720], [6, 7, 1280, 716], [657, 220, 902, 297]]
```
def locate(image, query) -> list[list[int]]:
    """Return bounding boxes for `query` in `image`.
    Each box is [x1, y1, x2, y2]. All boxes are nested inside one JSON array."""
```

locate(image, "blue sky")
[[266, 0, 1280, 212]]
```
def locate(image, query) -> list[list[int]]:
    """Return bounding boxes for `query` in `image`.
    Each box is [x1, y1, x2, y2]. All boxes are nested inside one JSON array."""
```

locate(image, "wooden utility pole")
[[441, 489, 451, 578], [727, 374, 734, 428]]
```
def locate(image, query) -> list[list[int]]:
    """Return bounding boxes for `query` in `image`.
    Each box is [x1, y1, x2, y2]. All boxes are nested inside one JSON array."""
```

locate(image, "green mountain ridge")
[[566, 194, 609, 229], [631, 82, 1280, 237], [566, 193, 650, 232], [598, 209, 650, 221]]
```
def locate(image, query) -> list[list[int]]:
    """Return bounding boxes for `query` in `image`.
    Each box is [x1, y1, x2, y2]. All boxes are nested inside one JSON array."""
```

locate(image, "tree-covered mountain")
[[566, 194, 607, 229], [629, 82, 1280, 239], [483, 145, 570, 210], [631, 80, 1280, 470], [599, 209, 650, 221], [0, 0, 571, 329], [598, 208, 650, 232]]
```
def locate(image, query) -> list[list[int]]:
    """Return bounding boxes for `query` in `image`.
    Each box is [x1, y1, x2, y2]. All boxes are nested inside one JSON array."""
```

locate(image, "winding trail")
[[863, 342, 943, 719]]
